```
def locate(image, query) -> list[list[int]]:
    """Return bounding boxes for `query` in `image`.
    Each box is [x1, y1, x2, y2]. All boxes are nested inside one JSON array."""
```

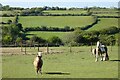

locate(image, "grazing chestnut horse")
[[33, 52, 43, 74], [92, 41, 109, 62]]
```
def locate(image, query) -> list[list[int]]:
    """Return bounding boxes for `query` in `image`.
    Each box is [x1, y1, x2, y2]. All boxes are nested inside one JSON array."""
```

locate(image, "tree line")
[[2, 15, 25, 46], [1, 15, 120, 46], [64, 27, 119, 46], [2, 22, 120, 46], [1, 4, 119, 17], [21, 27, 119, 47], [1, 4, 119, 11], [24, 26, 74, 32]]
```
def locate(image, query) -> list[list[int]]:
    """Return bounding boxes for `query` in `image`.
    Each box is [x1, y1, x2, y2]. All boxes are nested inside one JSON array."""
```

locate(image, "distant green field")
[[2, 46, 118, 78], [88, 18, 118, 31], [91, 9, 118, 12], [43, 10, 87, 14], [26, 31, 72, 39], [0, 10, 20, 15], [19, 16, 94, 28], [92, 13, 118, 16], [1, 17, 15, 22], [91, 9, 118, 16], [0, 11, 12, 15]]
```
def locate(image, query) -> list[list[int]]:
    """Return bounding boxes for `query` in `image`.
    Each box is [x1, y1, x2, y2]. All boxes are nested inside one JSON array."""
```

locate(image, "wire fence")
[[2, 44, 93, 56], [1, 41, 113, 55]]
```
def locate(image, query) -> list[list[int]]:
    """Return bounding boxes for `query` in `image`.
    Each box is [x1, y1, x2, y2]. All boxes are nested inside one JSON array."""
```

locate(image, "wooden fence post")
[[25, 43, 26, 54], [21, 41, 23, 52], [47, 43, 49, 54], [38, 43, 40, 52], [91, 42, 92, 52], [34, 42, 35, 49], [24, 40, 27, 55]]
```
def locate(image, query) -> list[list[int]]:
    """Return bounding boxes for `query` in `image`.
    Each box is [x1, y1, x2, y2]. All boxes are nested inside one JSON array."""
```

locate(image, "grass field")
[[0, 11, 13, 15], [0, 10, 20, 15], [19, 16, 94, 28], [88, 18, 118, 31], [91, 9, 118, 12], [2, 46, 119, 78], [92, 13, 118, 16], [1, 17, 15, 22], [43, 10, 87, 14], [26, 31, 72, 39]]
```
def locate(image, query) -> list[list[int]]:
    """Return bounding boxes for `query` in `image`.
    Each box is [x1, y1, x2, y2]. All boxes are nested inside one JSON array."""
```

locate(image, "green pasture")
[[88, 18, 118, 31], [2, 46, 118, 78], [0, 11, 12, 15], [92, 13, 118, 16], [19, 16, 94, 28], [43, 10, 87, 14], [26, 31, 72, 39], [91, 9, 118, 16], [1, 17, 15, 22], [91, 9, 118, 12], [0, 10, 20, 15]]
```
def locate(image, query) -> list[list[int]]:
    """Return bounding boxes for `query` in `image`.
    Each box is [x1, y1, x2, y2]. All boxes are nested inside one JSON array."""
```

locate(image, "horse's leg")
[[36, 67, 40, 74], [34, 66, 38, 75], [95, 56, 98, 62], [102, 53, 105, 61], [100, 54, 104, 61], [100, 56, 103, 61], [104, 53, 109, 61], [95, 48, 99, 62], [39, 68, 42, 74]]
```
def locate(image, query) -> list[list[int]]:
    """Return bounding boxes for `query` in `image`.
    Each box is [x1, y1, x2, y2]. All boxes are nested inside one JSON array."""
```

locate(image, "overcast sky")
[[0, 0, 120, 8], [0, 0, 119, 2]]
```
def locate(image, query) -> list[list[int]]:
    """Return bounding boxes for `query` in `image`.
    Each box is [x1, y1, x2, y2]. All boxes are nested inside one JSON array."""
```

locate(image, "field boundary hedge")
[[24, 26, 74, 32]]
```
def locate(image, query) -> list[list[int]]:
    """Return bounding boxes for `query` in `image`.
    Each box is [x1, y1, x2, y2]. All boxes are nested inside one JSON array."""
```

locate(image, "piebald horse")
[[92, 41, 109, 62], [33, 52, 43, 74]]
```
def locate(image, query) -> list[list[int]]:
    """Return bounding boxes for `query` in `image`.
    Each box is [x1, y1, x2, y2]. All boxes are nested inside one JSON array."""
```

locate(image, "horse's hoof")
[[95, 60, 98, 62], [40, 73, 42, 75], [36, 73, 38, 75]]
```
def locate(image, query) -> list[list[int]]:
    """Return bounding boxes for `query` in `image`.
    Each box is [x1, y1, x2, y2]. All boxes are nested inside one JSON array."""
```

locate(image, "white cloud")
[[0, 0, 119, 2]]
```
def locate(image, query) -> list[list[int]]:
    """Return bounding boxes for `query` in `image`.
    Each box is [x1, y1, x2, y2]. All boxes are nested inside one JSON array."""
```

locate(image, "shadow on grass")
[[44, 72, 70, 75], [26, 33, 34, 36], [110, 60, 120, 62]]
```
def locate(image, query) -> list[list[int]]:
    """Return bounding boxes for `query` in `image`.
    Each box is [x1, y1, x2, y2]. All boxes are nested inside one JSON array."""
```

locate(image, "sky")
[[0, 0, 120, 8]]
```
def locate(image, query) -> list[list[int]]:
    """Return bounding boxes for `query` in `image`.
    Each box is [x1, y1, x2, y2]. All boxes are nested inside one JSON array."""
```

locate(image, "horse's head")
[[37, 51, 42, 58]]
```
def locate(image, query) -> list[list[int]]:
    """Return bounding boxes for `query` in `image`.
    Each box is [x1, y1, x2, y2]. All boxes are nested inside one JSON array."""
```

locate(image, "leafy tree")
[[30, 35, 38, 43], [17, 23, 23, 31], [74, 27, 83, 34], [64, 26, 70, 31], [36, 37, 46, 44], [63, 32, 75, 46], [7, 20, 12, 24], [8, 24, 20, 40], [48, 36, 62, 46], [63, 33, 75, 45], [2, 21, 24, 45], [13, 15, 19, 24], [107, 35, 116, 45], [16, 37, 22, 45], [41, 26, 47, 31], [2, 5, 10, 10], [2, 35, 12, 45], [99, 34, 114, 45]]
